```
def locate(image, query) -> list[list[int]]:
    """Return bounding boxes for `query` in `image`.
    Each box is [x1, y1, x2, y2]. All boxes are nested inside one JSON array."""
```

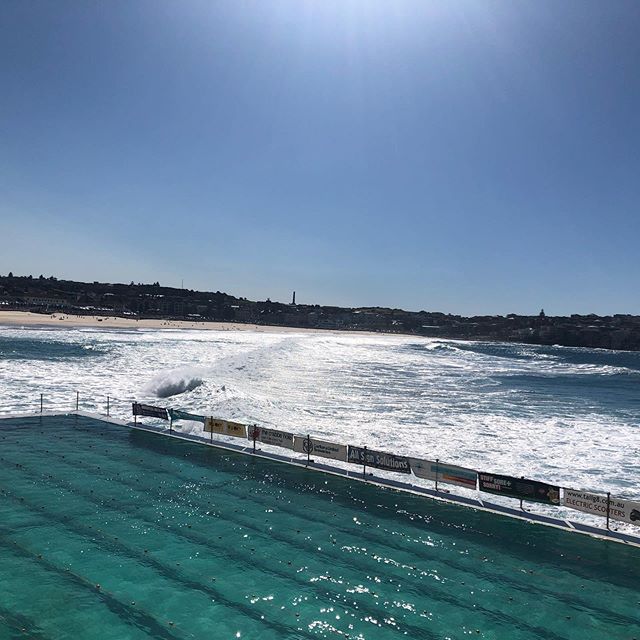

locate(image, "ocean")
[[0, 325, 638, 529]]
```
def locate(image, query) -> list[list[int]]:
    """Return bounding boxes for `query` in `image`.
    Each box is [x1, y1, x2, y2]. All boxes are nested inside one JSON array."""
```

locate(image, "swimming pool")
[[0, 415, 638, 639]]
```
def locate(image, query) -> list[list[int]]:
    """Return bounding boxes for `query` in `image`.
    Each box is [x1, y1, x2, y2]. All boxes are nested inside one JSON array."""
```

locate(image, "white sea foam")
[[143, 367, 205, 398]]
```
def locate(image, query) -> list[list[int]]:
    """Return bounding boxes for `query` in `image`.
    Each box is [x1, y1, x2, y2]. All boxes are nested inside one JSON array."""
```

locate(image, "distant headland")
[[1, 273, 638, 351]]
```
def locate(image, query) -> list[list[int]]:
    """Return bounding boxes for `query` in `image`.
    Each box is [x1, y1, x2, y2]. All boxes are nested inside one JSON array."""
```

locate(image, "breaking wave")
[[144, 368, 205, 398]]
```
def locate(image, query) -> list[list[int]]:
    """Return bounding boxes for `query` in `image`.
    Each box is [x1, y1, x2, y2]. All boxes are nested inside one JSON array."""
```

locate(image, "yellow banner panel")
[[204, 418, 226, 434], [225, 421, 247, 438]]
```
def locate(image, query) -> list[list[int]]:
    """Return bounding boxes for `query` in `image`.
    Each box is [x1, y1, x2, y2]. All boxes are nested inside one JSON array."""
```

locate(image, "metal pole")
[[76, 391, 79, 411], [362, 446, 367, 479], [435, 458, 439, 491], [306, 435, 311, 466], [252, 425, 257, 454], [606, 492, 611, 530], [106, 396, 110, 417], [520, 476, 525, 511], [40, 393, 43, 414]]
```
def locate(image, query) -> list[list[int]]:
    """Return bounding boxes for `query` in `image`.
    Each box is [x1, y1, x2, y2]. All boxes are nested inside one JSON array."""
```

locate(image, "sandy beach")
[[0, 310, 368, 335]]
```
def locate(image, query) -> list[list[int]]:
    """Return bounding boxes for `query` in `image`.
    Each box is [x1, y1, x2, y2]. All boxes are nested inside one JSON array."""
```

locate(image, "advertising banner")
[[409, 458, 478, 489], [293, 436, 348, 462], [203, 418, 247, 438], [168, 409, 206, 423], [204, 418, 226, 434], [607, 496, 640, 527], [225, 421, 247, 439], [563, 489, 640, 527], [479, 473, 560, 505], [132, 403, 169, 420], [347, 446, 412, 474], [561, 489, 608, 517], [248, 426, 295, 450]]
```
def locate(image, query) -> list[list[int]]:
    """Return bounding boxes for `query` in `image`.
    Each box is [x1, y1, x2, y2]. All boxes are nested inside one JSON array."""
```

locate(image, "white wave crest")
[[144, 367, 205, 398]]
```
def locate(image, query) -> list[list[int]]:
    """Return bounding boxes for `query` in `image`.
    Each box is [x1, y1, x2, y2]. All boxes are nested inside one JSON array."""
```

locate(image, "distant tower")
[[539, 308, 545, 318], [292, 291, 296, 305]]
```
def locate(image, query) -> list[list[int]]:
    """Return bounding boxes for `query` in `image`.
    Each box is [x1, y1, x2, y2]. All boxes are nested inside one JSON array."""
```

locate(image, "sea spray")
[[144, 367, 205, 398]]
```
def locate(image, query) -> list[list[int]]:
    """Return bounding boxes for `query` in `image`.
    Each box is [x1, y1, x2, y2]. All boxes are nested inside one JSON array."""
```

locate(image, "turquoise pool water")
[[0, 416, 638, 640]]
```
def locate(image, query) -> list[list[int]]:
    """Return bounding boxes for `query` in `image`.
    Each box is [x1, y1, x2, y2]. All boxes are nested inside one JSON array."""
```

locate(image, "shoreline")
[[0, 310, 382, 336], [1, 311, 636, 353]]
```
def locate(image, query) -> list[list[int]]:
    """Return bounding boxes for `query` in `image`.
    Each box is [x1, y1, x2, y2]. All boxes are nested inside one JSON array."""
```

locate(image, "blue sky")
[[1, 1, 639, 315]]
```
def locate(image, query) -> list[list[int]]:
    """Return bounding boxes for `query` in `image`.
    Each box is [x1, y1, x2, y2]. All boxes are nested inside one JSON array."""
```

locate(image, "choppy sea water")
[[0, 326, 639, 529]]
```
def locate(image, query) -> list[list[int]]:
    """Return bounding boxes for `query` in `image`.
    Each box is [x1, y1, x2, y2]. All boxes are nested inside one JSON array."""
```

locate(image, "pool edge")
[[3, 409, 639, 550]]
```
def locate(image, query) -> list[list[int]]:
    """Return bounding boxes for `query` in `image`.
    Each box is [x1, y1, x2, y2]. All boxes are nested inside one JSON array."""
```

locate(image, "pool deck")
[[2, 409, 639, 549]]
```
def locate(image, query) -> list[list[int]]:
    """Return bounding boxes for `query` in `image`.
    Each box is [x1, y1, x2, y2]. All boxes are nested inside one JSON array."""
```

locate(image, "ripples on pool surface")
[[0, 416, 638, 640]]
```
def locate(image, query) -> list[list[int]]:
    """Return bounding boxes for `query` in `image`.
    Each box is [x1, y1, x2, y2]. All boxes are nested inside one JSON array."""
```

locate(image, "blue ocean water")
[[0, 334, 106, 360], [0, 414, 638, 640]]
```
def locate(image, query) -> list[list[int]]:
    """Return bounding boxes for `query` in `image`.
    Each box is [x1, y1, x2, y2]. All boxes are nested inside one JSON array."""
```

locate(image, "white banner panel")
[[293, 436, 348, 462], [561, 490, 609, 517], [609, 497, 640, 526], [409, 458, 478, 489], [563, 489, 640, 526], [248, 426, 294, 450]]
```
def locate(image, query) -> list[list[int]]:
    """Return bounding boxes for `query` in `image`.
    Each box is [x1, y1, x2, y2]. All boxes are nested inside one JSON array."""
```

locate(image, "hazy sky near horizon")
[[1, 1, 639, 315]]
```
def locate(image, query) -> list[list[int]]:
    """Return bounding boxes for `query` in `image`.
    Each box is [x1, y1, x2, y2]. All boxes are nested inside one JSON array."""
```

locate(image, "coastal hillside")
[[1, 273, 638, 351]]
